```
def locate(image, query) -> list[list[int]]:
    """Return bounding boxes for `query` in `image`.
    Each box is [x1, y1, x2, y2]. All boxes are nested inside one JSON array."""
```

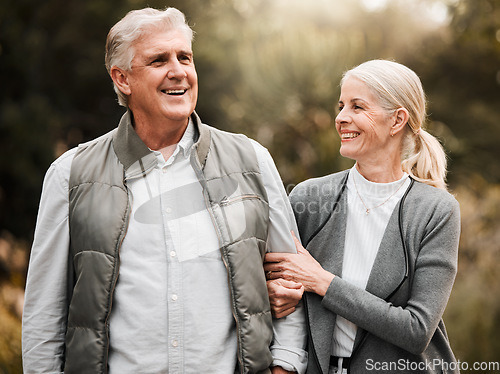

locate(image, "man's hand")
[[266, 278, 304, 318], [271, 366, 296, 374]]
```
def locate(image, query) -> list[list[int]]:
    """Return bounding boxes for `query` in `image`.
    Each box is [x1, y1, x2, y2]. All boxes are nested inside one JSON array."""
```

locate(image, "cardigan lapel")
[[308, 189, 347, 276], [366, 202, 406, 298], [306, 190, 348, 374]]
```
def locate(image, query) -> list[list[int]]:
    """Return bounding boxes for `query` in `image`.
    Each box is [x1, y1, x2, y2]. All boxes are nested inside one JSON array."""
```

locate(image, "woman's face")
[[335, 77, 396, 164]]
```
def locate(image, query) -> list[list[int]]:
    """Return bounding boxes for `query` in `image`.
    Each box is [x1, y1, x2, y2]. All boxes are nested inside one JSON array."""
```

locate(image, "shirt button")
[[162, 168, 167, 174], [170, 251, 176, 257], [171, 294, 178, 301], [172, 340, 178, 347], [166, 207, 172, 213]]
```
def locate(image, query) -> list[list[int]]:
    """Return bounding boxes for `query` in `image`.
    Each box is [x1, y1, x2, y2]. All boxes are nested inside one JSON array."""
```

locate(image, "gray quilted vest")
[[66, 111, 272, 373]]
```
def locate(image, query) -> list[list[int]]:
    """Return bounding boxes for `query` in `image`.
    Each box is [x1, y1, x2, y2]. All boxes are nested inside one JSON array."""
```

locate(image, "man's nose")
[[167, 60, 187, 79]]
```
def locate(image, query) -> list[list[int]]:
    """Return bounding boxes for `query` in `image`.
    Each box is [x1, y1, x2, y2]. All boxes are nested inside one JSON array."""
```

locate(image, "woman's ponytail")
[[401, 129, 447, 190]]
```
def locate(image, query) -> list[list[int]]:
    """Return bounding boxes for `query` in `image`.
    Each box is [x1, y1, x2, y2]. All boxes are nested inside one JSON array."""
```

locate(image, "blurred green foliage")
[[1, 0, 499, 373]]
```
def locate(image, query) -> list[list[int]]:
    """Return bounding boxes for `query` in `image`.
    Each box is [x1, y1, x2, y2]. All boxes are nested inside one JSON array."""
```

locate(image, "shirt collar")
[[349, 165, 409, 197], [178, 117, 195, 158], [114, 110, 205, 177], [151, 118, 196, 165]]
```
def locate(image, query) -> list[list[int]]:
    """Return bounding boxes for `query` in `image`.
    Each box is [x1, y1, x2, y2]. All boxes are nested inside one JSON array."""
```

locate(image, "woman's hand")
[[264, 232, 334, 297], [267, 278, 304, 318], [271, 366, 296, 374]]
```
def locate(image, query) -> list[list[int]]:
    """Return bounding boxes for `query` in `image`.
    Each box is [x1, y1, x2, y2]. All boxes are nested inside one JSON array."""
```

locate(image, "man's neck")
[[131, 112, 189, 151]]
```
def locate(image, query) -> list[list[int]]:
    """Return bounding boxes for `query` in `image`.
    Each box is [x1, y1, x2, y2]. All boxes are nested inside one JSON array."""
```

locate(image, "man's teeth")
[[342, 132, 359, 139], [164, 89, 186, 95]]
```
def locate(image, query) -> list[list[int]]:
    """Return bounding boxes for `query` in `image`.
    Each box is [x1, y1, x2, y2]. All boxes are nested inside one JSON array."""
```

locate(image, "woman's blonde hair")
[[342, 59, 447, 190], [105, 7, 194, 107]]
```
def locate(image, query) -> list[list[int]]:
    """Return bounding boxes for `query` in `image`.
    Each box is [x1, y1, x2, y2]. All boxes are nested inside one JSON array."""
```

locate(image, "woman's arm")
[[265, 198, 460, 354], [322, 199, 460, 354]]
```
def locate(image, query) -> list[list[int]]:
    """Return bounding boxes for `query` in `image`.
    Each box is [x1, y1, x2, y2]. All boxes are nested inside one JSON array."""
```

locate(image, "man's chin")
[[161, 102, 196, 120], [160, 111, 194, 125]]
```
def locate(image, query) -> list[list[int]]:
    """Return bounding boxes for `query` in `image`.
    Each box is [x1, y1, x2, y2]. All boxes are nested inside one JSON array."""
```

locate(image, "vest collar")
[[112, 110, 211, 177]]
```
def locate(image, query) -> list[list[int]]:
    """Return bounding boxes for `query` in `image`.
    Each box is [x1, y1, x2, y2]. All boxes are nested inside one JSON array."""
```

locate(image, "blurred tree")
[[405, 0, 500, 184], [206, 0, 447, 185], [404, 2, 500, 370], [446, 179, 500, 372], [1, 0, 500, 372], [0, 0, 235, 240]]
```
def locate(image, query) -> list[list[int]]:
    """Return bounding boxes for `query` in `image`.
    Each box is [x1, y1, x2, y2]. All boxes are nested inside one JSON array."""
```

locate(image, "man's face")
[[125, 29, 198, 127]]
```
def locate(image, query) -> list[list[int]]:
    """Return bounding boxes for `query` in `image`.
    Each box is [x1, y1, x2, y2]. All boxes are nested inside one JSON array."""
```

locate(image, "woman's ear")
[[110, 66, 132, 96], [391, 107, 410, 136]]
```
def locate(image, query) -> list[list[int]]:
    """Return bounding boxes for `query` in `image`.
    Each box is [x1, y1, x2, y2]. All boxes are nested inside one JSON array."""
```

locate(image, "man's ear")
[[391, 107, 410, 136], [110, 66, 132, 96]]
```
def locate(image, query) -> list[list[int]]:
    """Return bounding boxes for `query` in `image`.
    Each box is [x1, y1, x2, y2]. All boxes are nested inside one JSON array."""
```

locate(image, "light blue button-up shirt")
[[22, 120, 308, 373]]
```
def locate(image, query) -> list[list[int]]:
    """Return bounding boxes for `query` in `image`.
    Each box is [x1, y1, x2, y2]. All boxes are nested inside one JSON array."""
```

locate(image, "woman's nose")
[[335, 110, 350, 125]]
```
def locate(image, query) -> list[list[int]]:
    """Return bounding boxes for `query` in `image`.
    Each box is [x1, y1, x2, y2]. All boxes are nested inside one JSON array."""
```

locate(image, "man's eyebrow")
[[179, 49, 193, 57], [147, 49, 193, 59], [145, 51, 168, 61]]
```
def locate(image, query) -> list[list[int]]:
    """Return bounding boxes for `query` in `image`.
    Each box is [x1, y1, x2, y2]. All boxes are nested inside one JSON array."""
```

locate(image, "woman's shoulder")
[[407, 180, 460, 219], [410, 181, 459, 205], [290, 170, 349, 202]]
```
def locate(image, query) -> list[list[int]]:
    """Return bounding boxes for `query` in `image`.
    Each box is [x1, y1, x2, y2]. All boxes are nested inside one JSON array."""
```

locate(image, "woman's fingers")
[[291, 231, 309, 255], [264, 251, 287, 263]]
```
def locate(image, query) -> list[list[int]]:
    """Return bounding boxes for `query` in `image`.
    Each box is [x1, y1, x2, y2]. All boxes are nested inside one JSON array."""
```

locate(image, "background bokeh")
[[1, 0, 499, 372]]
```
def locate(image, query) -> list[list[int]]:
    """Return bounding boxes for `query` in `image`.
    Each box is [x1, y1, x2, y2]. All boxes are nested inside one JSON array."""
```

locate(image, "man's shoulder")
[[203, 123, 250, 143], [76, 128, 117, 151], [52, 147, 78, 167], [201, 123, 259, 157]]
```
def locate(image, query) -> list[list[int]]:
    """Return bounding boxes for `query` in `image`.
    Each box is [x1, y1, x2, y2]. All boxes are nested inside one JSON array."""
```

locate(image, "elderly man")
[[22, 7, 307, 374]]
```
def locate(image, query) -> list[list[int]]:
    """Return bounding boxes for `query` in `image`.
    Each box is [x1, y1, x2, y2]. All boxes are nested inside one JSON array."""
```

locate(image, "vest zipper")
[[190, 152, 245, 373]]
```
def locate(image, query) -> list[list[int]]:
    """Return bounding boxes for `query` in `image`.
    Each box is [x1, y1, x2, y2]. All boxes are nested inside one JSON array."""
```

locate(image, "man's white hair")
[[105, 7, 194, 107]]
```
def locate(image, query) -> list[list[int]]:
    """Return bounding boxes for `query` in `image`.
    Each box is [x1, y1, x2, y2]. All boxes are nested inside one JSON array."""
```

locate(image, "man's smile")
[[161, 88, 187, 95]]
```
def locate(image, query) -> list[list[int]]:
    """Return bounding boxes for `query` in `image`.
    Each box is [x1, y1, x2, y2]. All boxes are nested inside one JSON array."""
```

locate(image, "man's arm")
[[22, 150, 75, 373], [250, 140, 308, 374]]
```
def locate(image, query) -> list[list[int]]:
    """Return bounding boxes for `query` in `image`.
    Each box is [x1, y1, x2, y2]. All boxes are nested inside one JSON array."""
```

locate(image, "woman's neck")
[[355, 162, 404, 183]]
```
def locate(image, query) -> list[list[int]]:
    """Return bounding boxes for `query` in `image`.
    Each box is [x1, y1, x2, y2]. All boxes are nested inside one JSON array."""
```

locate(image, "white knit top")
[[332, 165, 410, 357]]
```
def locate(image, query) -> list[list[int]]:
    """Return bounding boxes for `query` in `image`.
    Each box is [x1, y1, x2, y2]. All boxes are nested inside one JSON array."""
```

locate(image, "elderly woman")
[[265, 60, 460, 374]]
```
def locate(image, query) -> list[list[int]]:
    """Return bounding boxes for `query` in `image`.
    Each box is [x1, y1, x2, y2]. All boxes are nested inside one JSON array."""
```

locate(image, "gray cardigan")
[[290, 170, 460, 374]]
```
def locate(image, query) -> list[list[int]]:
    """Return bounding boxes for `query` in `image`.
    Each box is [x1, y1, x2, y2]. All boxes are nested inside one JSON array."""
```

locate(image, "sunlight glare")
[[360, 0, 388, 11]]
